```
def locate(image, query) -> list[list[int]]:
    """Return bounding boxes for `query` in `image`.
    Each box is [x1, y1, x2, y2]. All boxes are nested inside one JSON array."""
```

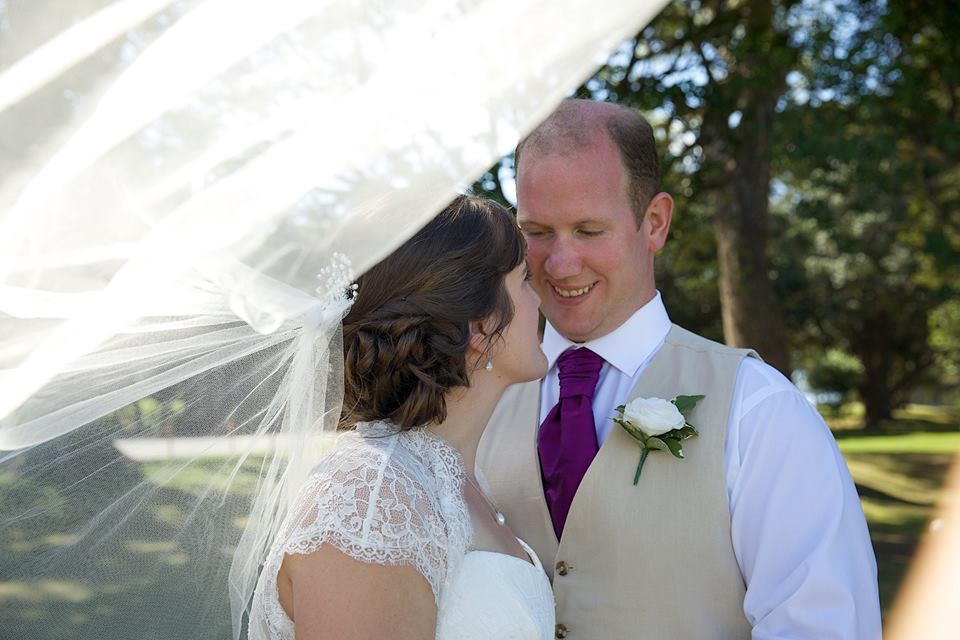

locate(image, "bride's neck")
[[428, 374, 507, 479]]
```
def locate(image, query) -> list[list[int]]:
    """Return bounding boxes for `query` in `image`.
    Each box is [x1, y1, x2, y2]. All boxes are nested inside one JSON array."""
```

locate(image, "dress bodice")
[[248, 421, 554, 640], [436, 539, 554, 640]]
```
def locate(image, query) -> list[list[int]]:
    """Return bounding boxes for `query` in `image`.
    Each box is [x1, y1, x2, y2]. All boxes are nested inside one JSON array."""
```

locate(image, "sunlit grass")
[[837, 432, 960, 454]]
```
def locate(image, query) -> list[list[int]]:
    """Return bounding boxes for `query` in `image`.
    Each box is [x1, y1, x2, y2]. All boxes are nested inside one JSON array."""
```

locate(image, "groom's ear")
[[642, 192, 673, 252]]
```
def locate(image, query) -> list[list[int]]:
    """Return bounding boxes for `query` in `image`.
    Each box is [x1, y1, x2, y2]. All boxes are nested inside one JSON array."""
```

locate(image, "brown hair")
[[515, 99, 660, 225], [340, 196, 526, 430]]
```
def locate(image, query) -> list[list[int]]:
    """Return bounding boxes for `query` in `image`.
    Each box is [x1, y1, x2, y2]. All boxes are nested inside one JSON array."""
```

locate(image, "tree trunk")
[[709, 117, 792, 367], [714, 203, 792, 375], [699, 0, 794, 375], [858, 358, 893, 430], [857, 317, 895, 430]]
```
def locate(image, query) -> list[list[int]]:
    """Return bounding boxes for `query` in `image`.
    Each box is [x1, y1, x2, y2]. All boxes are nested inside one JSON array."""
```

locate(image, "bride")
[[248, 195, 555, 639]]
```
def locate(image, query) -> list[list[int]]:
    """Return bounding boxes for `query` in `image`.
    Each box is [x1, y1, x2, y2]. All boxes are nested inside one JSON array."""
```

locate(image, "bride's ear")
[[467, 319, 487, 350], [467, 319, 492, 366]]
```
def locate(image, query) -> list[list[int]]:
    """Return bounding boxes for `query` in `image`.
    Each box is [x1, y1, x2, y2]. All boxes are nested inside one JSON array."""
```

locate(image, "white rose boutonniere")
[[612, 395, 705, 485]]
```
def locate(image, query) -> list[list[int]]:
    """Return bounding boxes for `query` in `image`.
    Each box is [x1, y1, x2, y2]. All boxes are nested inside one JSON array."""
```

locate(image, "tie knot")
[[556, 348, 604, 399]]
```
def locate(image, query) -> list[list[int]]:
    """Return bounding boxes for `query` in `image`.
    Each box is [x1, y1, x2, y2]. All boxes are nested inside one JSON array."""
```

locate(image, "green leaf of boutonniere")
[[671, 394, 706, 414], [613, 418, 644, 443], [678, 425, 699, 439], [664, 437, 684, 459], [644, 436, 669, 451]]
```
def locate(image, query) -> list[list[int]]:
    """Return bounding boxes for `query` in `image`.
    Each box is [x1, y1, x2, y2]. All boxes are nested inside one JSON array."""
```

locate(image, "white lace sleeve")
[[278, 437, 448, 603]]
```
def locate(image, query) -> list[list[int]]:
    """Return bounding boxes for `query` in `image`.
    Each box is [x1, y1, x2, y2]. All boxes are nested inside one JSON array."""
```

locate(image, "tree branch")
[[890, 354, 936, 399], [694, 40, 720, 86]]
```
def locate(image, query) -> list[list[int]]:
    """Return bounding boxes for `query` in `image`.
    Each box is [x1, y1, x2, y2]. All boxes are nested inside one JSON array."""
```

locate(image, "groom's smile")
[[517, 139, 655, 343], [551, 282, 597, 299]]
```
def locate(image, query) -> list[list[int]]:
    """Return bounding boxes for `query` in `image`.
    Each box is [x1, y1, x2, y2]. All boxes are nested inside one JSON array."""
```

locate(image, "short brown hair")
[[515, 99, 660, 224], [340, 196, 526, 430]]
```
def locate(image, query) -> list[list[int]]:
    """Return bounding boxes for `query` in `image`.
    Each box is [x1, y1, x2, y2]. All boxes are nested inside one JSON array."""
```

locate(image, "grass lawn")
[[829, 404, 960, 620]]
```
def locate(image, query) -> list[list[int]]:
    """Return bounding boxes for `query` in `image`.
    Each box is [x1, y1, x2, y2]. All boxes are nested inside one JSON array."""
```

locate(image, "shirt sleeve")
[[724, 358, 882, 639]]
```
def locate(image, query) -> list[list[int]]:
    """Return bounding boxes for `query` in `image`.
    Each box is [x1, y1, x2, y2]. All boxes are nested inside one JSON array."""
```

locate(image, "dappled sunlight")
[[152, 503, 187, 528], [6, 532, 79, 553], [164, 551, 190, 566], [0, 579, 95, 604], [124, 539, 177, 554]]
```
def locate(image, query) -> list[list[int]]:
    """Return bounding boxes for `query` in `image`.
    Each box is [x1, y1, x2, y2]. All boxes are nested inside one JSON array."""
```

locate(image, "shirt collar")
[[541, 291, 672, 377]]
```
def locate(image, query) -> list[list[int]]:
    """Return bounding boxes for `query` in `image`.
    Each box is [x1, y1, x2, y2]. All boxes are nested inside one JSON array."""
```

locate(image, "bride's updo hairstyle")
[[340, 195, 526, 431]]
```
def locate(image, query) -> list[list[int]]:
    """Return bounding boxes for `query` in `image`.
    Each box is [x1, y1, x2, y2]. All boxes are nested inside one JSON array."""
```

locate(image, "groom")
[[478, 100, 881, 639]]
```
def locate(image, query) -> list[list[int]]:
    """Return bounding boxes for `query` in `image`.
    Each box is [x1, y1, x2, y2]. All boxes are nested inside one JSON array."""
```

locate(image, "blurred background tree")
[[473, 0, 959, 430]]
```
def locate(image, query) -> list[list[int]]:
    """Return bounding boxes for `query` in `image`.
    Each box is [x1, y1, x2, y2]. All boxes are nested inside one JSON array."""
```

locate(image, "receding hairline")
[[516, 99, 644, 170], [516, 99, 660, 224]]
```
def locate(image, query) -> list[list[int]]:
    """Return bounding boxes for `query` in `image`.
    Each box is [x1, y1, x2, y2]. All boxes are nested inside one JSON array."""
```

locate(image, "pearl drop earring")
[[484, 360, 494, 371]]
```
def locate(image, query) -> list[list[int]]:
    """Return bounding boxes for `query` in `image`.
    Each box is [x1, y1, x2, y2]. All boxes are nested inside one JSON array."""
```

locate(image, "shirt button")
[[555, 560, 569, 576], [555, 623, 569, 638]]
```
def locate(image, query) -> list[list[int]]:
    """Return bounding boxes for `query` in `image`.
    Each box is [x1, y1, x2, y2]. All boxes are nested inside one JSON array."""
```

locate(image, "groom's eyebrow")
[[518, 223, 550, 235], [519, 218, 607, 228]]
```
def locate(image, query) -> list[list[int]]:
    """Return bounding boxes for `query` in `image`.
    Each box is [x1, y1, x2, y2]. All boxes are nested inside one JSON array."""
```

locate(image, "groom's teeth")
[[553, 284, 593, 298]]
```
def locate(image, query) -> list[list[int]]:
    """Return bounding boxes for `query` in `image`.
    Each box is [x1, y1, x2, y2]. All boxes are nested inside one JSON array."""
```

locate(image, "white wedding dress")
[[249, 421, 555, 640]]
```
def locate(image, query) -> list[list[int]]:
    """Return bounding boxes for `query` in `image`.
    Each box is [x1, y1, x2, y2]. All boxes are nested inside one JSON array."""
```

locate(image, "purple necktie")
[[537, 347, 604, 539]]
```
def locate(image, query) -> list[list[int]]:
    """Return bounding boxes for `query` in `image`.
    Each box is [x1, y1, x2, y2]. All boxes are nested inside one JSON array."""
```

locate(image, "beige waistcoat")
[[478, 325, 757, 639]]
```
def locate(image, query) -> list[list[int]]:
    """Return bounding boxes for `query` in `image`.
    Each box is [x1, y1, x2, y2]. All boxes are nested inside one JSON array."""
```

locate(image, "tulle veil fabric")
[[0, 1, 666, 638]]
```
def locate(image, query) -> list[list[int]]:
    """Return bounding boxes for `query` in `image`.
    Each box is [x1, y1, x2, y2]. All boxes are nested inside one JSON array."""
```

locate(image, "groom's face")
[[517, 139, 656, 343]]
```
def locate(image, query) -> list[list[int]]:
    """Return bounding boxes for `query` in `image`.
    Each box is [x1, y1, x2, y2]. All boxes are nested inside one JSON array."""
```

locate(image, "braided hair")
[[340, 195, 526, 430]]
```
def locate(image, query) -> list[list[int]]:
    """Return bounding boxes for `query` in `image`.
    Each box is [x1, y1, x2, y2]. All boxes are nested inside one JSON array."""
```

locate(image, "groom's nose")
[[543, 240, 583, 281]]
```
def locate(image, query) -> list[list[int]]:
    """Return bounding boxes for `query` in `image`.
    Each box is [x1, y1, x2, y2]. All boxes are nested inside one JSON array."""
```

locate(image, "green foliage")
[[807, 350, 865, 403], [929, 300, 960, 381], [114, 396, 188, 433], [468, 160, 514, 210], [773, 0, 960, 424]]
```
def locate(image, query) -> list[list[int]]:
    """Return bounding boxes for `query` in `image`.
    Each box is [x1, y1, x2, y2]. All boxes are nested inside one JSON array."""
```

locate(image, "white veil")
[[0, 1, 666, 637]]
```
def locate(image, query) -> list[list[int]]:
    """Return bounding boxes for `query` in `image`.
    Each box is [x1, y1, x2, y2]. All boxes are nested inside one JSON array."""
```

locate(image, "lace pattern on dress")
[[249, 421, 471, 640]]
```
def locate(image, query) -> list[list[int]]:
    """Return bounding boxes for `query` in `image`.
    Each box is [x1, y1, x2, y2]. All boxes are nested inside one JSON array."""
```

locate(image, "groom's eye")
[[578, 228, 603, 237]]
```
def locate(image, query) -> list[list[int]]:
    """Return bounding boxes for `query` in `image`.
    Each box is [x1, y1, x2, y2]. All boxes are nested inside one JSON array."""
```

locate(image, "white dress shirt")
[[540, 292, 882, 639]]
